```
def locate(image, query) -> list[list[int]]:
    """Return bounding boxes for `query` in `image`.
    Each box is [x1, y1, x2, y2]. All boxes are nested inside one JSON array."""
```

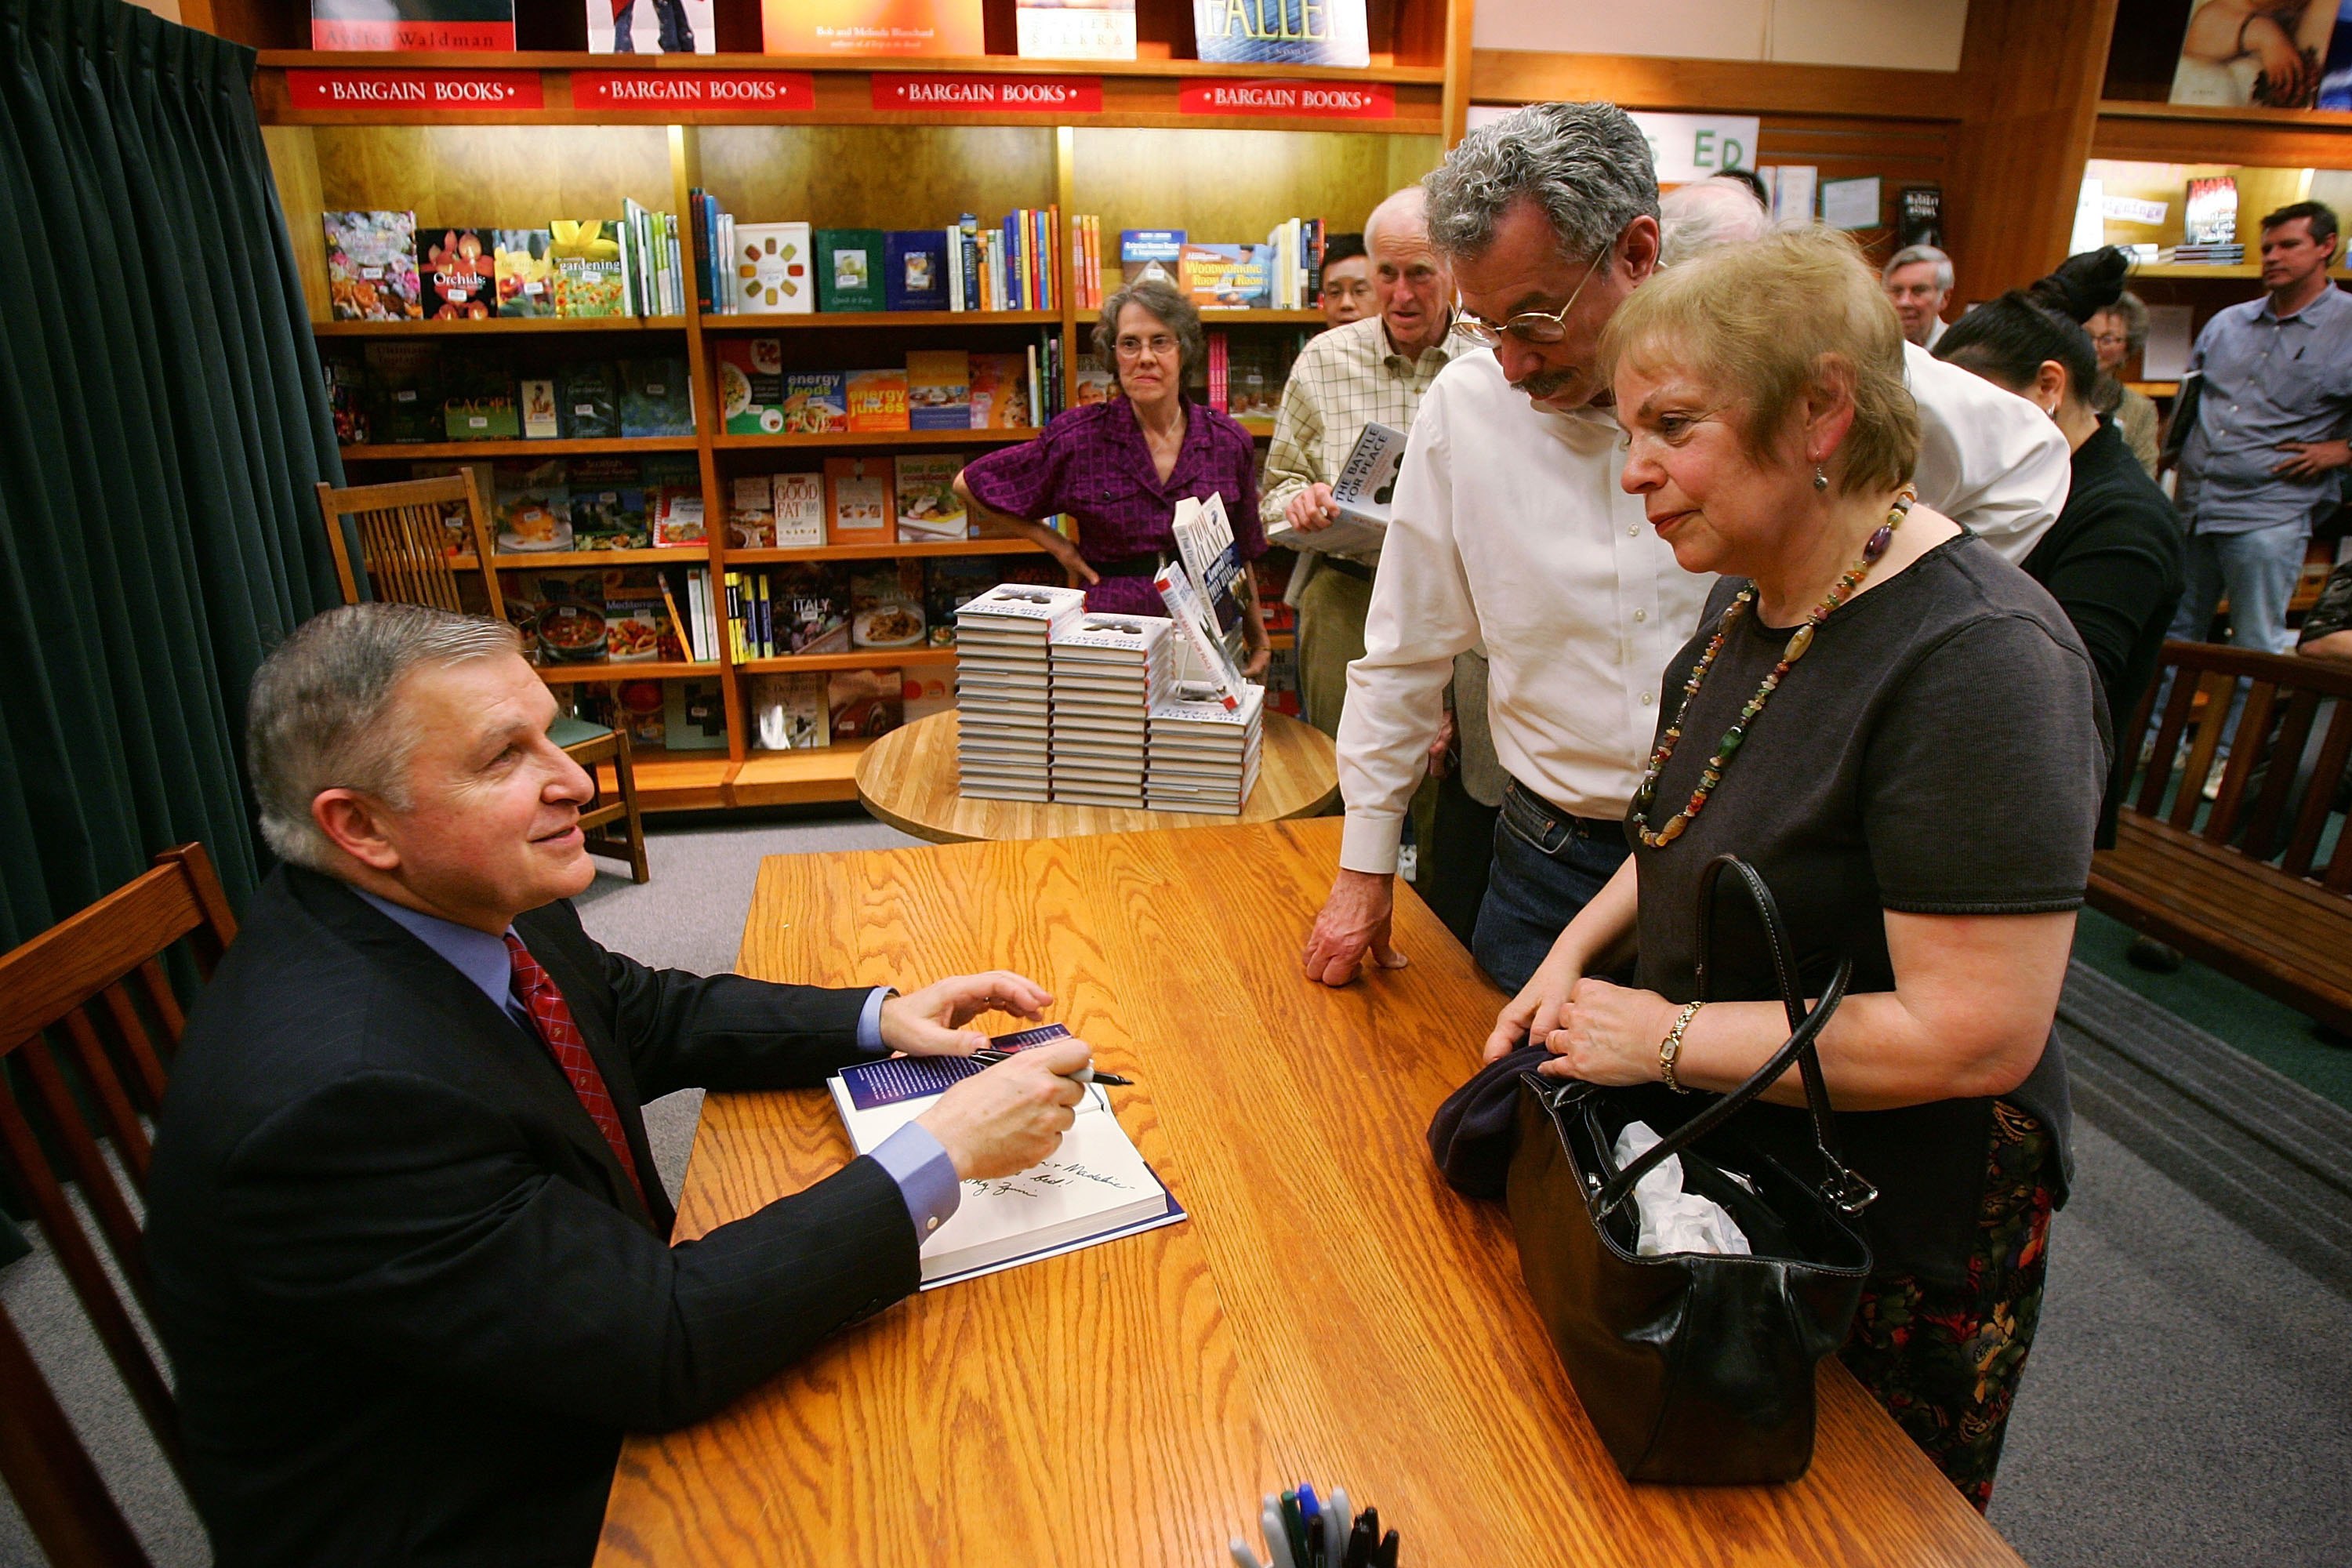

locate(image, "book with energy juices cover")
[[773, 470, 826, 548], [587, 0, 716, 54], [967, 351, 1033, 429], [906, 350, 972, 430], [824, 456, 895, 544], [1192, 0, 1367, 67], [324, 212, 423, 321], [761, 0, 984, 56], [731, 222, 813, 313], [828, 1022, 1181, 1288], [1016, 0, 1135, 59], [550, 220, 626, 318], [894, 453, 969, 543], [844, 368, 911, 431], [310, 0, 514, 49]]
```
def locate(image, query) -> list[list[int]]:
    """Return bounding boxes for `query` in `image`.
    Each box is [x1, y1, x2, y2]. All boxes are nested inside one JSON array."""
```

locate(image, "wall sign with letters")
[[572, 71, 817, 111], [870, 74, 1104, 113], [286, 70, 544, 111], [1176, 80, 1395, 119]]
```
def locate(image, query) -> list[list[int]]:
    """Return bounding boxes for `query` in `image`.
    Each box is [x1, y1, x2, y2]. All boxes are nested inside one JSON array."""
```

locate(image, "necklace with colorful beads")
[[1629, 488, 1915, 849]]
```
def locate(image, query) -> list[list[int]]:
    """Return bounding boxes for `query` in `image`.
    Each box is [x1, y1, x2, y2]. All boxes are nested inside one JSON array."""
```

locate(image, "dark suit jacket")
[[146, 866, 920, 1567]]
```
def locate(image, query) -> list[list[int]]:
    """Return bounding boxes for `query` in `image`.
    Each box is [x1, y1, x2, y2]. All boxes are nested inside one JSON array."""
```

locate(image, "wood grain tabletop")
[[853, 709, 1340, 844], [595, 821, 2024, 1568]]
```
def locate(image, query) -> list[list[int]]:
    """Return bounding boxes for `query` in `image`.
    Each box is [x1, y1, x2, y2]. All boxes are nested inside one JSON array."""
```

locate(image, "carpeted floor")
[[5, 809, 2349, 1566]]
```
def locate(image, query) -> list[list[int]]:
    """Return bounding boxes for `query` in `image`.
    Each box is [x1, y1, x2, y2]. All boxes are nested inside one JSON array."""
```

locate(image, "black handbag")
[[1504, 855, 1879, 1484]]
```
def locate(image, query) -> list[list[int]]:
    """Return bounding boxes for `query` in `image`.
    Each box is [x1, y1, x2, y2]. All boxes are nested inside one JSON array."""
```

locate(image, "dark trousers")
[[1421, 769, 1501, 953], [1470, 779, 1632, 994]]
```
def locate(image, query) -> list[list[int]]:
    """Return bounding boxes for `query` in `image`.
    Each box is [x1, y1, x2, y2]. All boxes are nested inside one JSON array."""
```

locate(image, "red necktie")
[[504, 934, 649, 1208]]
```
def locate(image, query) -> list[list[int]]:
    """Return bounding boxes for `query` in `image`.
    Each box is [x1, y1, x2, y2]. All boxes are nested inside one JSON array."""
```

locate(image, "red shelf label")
[[287, 68, 543, 111], [872, 74, 1102, 114], [573, 71, 817, 111], [1178, 80, 1396, 120]]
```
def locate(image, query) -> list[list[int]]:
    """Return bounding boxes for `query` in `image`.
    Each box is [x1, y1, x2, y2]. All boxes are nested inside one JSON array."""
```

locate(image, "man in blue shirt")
[[147, 603, 1094, 1566], [2168, 201, 2352, 659]]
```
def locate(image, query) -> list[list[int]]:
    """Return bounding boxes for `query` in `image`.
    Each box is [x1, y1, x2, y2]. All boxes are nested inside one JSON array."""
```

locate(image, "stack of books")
[[1047, 612, 1174, 808], [1146, 681, 1265, 814], [954, 583, 1088, 801]]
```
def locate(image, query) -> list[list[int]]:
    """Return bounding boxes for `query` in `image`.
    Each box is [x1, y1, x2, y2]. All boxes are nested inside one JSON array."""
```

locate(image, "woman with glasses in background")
[[955, 278, 1272, 674], [2086, 290, 2162, 477]]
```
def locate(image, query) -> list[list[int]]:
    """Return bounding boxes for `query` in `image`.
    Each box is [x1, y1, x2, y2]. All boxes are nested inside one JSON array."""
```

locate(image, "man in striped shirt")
[[1261, 186, 1464, 741]]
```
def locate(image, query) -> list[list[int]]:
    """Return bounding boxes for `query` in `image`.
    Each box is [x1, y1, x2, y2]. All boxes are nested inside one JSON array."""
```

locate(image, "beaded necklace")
[[1629, 488, 1915, 849]]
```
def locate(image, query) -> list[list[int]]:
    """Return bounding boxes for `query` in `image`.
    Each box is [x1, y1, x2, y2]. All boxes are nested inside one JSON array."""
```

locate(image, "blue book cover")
[[958, 214, 982, 310], [2320, 2, 2352, 109], [884, 230, 949, 312], [1192, 0, 1367, 67]]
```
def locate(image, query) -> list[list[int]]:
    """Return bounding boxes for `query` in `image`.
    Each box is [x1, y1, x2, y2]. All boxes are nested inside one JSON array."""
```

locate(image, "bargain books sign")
[[286, 70, 543, 111], [572, 71, 818, 111], [1177, 79, 1394, 119], [871, 74, 1103, 112]]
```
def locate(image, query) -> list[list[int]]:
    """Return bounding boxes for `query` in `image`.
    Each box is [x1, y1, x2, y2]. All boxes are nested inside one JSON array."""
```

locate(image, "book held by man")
[[1271, 419, 1401, 557]]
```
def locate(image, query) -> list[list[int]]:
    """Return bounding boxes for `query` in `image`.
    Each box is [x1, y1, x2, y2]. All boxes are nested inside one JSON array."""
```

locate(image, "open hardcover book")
[[827, 1025, 1184, 1289], [1269, 419, 1400, 557]]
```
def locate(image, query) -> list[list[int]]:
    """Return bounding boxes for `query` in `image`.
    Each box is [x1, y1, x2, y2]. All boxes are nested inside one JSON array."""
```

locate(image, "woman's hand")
[[1534, 978, 1680, 1085], [1043, 533, 1100, 586], [1241, 638, 1272, 679], [1485, 950, 1584, 1061]]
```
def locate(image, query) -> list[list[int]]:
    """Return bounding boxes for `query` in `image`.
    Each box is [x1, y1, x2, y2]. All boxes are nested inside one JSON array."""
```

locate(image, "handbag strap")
[[1587, 855, 1878, 1218]]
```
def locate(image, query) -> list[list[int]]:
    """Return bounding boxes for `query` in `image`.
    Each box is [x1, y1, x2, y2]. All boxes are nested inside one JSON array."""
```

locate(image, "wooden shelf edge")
[[455, 548, 708, 568], [252, 51, 1450, 85], [736, 648, 957, 672], [711, 429, 1039, 449], [1466, 49, 1966, 122], [535, 660, 723, 683], [702, 310, 1058, 329], [342, 437, 699, 459], [727, 538, 1047, 562], [2096, 98, 2352, 132], [312, 316, 688, 336]]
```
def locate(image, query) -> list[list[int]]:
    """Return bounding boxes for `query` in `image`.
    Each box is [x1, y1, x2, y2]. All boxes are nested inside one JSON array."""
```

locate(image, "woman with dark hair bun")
[[1936, 249, 2186, 846]]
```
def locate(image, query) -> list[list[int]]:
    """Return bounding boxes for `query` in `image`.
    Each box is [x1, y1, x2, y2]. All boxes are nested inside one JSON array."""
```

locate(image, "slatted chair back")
[[2130, 641, 2352, 887], [317, 470, 504, 621], [0, 843, 237, 1506]]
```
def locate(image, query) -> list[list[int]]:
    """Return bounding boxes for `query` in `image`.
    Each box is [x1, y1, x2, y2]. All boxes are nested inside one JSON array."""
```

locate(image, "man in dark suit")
[[147, 604, 1093, 1566]]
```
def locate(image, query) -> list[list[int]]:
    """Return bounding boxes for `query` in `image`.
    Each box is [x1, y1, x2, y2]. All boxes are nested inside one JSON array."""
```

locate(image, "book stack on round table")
[[1047, 612, 1174, 807], [954, 583, 1088, 802], [1145, 681, 1265, 814]]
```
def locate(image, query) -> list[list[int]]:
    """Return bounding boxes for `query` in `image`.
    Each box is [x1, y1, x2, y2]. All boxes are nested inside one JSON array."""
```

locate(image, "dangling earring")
[[1813, 463, 1829, 492]]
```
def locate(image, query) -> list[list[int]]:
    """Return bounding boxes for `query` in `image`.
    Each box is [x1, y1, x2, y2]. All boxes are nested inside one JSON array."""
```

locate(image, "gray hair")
[[1093, 277, 1206, 395], [1363, 185, 1430, 258], [1423, 101, 1661, 266], [2098, 289, 2150, 355], [1658, 177, 1773, 268], [247, 604, 521, 872], [1882, 244, 1955, 293]]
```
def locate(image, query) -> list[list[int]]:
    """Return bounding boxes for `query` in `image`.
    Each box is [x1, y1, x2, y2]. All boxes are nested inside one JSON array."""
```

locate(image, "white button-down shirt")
[[1334, 342, 2071, 875]]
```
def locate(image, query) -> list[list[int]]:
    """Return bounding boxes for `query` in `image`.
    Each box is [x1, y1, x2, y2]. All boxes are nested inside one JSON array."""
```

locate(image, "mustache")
[[1512, 365, 1583, 399]]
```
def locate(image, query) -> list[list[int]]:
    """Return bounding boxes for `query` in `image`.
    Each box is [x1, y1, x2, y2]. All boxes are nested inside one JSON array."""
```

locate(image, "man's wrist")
[[1338, 812, 1404, 876]]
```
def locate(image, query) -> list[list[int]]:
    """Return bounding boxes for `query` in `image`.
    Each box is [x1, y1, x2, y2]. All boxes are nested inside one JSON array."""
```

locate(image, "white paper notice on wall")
[[1464, 106, 1759, 183], [2071, 177, 2107, 258], [2103, 194, 2170, 227], [1819, 176, 1882, 231]]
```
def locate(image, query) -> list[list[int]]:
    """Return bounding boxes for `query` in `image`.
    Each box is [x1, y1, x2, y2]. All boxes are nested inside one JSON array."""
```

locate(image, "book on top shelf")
[[844, 368, 911, 432], [731, 222, 814, 314], [493, 230, 556, 318], [884, 232, 950, 312], [2183, 177, 2239, 245], [762, 0, 983, 55], [1192, 0, 1367, 67], [906, 350, 971, 430], [550, 221, 626, 318], [324, 212, 423, 322], [816, 229, 886, 313], [2171, 0, 2338, 108], [1120, 230, 1185, 288], [310, 0, 513, 50], [1016, 0, 1135, 59], [419, 228, 495, 321], [587, 0, 714, 54], [1179, 243, 1272, 310], [2325, 4, 2352, 108], [968, 351, 1033, 430], [783, 372, 848, 433]]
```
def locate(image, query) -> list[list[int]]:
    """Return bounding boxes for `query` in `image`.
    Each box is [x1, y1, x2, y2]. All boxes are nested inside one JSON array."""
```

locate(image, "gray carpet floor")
[[5, 809, 2349, 1566]]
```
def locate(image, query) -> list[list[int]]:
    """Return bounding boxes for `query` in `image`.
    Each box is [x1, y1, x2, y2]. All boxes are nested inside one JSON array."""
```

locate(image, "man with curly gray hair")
[[1302, 102, 2071, 1004]]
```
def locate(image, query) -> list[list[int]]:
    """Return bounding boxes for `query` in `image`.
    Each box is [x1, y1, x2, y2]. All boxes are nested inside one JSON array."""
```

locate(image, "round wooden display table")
[[855, 710, 1339, 844]]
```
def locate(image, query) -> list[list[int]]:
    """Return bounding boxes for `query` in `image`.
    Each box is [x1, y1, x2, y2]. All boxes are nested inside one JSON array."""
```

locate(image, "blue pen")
[[1298, 1486, 1322, 1568]]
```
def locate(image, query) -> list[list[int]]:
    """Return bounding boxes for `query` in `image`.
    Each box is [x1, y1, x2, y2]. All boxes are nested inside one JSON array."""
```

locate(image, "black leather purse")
[[1504, 855, 1879, 1484]]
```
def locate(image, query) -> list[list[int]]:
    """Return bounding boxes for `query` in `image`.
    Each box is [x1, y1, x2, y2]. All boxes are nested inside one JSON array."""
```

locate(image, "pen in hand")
[[970, 1047, 1133, 1087]]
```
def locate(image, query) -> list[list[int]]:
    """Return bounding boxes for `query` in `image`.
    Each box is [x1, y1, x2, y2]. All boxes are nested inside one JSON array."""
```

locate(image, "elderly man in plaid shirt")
[[1262, 185, 1464, 741]]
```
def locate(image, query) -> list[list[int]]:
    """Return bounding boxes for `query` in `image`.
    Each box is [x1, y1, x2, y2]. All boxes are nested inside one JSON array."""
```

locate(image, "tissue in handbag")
[[1614, 1120, 1751, 1258]]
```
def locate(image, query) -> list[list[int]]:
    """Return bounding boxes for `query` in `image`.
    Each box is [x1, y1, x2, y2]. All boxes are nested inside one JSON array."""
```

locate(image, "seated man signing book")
[[147, 604, 1094, 1568]]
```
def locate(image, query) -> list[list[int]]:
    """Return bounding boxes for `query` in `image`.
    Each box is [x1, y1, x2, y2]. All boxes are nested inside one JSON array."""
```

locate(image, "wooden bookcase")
[[230, 2, 1461, 810]]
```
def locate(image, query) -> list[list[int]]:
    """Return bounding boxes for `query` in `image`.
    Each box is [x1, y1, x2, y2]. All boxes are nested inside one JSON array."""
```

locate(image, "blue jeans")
[[1471, 779, 1632, 995], [2152, 519, 2307, 753]]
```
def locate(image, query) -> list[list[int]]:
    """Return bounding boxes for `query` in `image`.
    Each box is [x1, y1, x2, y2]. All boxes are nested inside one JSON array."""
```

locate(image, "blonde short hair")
[[1599, 227, 1919, 497]]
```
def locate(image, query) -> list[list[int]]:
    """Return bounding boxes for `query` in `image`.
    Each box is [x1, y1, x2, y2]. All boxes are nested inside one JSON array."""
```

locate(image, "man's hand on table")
[[916, 1039, 1092, 1180], [1283, 483, 1340, 535], [1301, 868, 1406, 987], [880, 971, 1051, 1057]]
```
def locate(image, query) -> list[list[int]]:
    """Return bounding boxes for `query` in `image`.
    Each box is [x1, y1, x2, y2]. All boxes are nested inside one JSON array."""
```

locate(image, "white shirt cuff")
[[1338, 813, 1404, 876]]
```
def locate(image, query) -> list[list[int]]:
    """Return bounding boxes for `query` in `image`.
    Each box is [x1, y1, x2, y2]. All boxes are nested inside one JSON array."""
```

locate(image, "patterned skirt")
[[1837, 1100, 2056, 1512]]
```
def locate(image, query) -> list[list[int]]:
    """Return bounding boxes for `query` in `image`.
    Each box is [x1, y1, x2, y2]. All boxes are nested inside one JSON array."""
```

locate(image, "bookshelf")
[[232, 2, 1464, 810]]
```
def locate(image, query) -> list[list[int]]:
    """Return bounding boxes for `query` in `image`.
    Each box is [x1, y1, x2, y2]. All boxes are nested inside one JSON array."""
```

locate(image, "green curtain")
[[0, 0, 345, 953]]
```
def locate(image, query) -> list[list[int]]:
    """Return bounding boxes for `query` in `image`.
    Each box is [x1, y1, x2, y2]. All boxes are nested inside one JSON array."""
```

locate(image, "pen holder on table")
[[1230, 1481, 1398, 1568]]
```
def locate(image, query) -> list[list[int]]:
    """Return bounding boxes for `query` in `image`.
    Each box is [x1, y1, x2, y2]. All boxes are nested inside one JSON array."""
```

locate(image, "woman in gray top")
[[1483, 230, 2109, 1508]]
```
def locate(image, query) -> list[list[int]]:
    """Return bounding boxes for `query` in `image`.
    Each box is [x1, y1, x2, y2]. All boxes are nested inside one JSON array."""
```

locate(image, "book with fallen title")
[[1270, 419, 1400, 557], [1148, 681, 1265, 814], [1152, 553, 1247, 712], [829, 1022, 1182, 1289], [955, 583, 1089, 801], [1048, 612, 1175, 808]]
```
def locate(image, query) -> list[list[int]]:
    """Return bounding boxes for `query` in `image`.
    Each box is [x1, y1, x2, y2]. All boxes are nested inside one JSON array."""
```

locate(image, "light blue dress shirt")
[[2179, 283, 2352, 535], [352, 891, 961, 1239]]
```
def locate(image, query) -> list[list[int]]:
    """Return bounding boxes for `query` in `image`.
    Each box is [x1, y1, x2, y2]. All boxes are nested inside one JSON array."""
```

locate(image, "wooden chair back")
[[316, 470, 504, 621], [2130, 641, 2352, 887], [0, 842, 238, 1538]]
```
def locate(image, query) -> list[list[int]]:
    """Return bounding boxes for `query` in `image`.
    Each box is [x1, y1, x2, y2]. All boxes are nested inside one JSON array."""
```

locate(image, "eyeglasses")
[[2090, 332, 2130, 349], [1113, 334, 1178, 360], [1450, 245, 1609, 347]]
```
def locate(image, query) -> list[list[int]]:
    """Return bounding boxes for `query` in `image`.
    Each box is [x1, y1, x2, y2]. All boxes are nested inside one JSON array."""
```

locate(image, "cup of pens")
[[1232, 1482, 1397, 1568]]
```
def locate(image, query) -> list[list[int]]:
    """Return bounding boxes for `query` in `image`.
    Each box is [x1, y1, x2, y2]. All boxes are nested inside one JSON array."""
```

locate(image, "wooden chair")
[[2092, 641, 2352, 1030], [316, 474, 650, 884], [0, 844, 238, 1568]]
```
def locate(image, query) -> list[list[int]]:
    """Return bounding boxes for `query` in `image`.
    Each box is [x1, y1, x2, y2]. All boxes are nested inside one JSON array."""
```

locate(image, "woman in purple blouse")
[[953, 278, 1272, 676]]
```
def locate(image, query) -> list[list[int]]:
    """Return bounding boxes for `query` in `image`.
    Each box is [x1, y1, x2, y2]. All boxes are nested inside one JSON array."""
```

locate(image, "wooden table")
[[854, 709, 1339, 844], [596, 822, 2023, 1568]]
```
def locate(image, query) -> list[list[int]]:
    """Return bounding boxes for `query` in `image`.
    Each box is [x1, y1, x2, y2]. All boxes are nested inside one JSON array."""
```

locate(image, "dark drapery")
[[0, 0, 344, 953]]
